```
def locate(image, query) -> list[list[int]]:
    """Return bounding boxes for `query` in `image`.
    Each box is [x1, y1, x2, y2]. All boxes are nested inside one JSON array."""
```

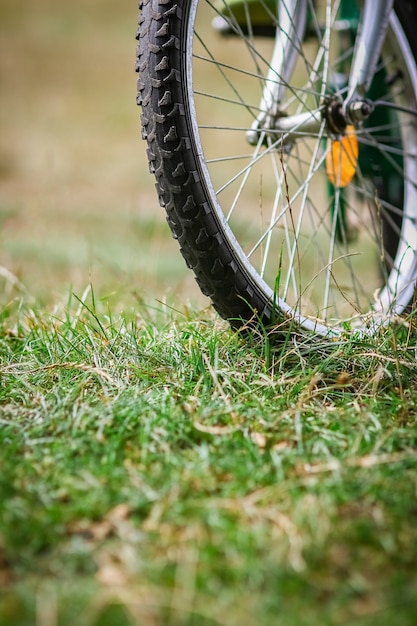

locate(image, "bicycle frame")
[[248, 0, 395, 144]]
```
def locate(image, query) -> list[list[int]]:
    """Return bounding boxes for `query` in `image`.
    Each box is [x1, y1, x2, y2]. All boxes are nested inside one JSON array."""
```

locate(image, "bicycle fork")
[[247, 0, 395, 145]]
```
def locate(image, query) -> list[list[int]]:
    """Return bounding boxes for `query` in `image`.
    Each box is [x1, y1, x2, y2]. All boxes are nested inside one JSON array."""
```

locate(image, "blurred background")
[[0, 0, 205, 311]]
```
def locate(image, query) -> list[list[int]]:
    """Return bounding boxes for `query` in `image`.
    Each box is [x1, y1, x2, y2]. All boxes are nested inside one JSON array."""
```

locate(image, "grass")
[[1, 284, 417, 626], [1, 0, 417, 623]]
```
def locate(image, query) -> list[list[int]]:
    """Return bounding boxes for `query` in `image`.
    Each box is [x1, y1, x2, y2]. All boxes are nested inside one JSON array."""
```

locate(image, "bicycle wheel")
[[136, 0, 417, 336]]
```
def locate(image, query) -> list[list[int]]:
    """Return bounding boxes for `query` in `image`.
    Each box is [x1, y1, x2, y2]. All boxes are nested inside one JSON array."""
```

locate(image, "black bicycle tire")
[[136, 0, 417, 333]]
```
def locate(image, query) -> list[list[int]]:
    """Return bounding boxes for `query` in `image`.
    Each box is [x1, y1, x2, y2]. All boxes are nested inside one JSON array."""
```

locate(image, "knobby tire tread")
[[136, 0, 417, 332], [136, 0, 275, 329]]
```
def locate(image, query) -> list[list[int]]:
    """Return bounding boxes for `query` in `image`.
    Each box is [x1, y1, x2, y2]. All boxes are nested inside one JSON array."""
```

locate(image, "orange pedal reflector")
[[326, 125, 359, 188]]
